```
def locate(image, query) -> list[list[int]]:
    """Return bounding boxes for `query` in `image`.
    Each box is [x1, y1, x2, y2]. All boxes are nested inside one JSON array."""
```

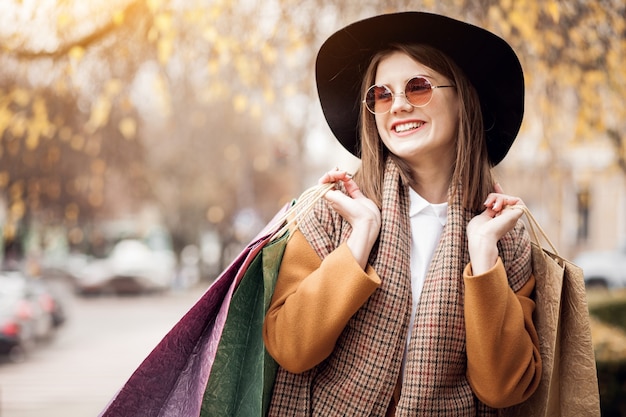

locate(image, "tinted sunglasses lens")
[[405, 77, 432, 107], [365, 85, 393, 114]]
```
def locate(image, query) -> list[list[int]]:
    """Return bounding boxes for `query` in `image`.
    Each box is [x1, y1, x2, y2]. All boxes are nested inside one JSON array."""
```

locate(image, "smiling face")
[[373, 51, 459, 172]]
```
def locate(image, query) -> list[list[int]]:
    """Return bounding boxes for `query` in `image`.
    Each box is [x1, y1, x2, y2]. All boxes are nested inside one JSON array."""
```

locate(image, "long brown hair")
[[354, 44, 493, 212]]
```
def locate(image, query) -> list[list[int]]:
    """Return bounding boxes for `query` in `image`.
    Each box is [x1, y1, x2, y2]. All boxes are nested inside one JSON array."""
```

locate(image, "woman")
[[263, 12, 541, 416]]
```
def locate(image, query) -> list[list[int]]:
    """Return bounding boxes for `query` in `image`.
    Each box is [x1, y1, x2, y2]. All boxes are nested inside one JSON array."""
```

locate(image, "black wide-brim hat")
[[315, 12, 524, 166]]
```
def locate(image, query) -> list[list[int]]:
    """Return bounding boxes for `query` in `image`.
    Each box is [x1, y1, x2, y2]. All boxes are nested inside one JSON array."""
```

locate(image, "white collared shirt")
[[403, 187, 448, 374]]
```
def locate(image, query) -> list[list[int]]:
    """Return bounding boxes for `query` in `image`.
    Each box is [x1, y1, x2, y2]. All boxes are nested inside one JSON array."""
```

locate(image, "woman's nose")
[[390, 92, 412, 113]]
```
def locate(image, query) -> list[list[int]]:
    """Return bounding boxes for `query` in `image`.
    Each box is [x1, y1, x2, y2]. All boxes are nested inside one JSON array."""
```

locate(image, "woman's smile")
[[392, 120, 425, 134]]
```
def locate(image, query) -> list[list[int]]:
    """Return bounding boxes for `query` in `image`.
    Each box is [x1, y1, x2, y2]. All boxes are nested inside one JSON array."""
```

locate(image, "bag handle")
[[511, 205, 559, 255], [269, 182, 336, 241]]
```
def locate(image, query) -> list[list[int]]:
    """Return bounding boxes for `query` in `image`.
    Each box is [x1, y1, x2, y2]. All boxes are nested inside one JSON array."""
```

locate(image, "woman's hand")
[[320, 168, 381, 270], [466, 184, 525, 275]]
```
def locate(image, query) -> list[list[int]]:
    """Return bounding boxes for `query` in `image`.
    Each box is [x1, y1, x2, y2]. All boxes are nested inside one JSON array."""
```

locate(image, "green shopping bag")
[[200, 230, 288, 417]]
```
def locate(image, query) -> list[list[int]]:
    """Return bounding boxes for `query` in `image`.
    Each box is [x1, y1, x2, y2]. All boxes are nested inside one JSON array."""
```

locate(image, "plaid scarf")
[[269, 158, 531, 416]]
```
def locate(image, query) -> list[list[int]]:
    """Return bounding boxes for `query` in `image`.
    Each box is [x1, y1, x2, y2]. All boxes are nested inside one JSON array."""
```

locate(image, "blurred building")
[[498, 130, 622, 260]]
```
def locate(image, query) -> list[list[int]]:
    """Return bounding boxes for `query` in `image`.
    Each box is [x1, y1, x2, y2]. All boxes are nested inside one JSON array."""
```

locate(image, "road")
[[0, 284, 207, 417]]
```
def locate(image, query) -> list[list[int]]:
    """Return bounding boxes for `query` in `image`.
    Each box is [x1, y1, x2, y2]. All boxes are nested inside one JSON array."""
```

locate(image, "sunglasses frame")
[[362, 76, 456, 115]]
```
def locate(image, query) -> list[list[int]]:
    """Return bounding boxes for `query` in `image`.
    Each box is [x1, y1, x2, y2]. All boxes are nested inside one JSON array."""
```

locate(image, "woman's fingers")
[[484, 184, 524, 213], [318, 168, 352, 185], [318, 168, 365, 200]]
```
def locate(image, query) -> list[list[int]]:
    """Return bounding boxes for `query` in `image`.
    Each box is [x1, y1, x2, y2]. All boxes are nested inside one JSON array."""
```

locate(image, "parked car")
[[29, 278, 68, 328], [74, 238, 177, 295], [0, 273, 55, 362], [574, 244, 626, 289]]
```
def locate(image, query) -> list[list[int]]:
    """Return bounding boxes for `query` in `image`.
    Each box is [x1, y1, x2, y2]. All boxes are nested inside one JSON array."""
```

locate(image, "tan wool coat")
[[263, 158, 542, 416]]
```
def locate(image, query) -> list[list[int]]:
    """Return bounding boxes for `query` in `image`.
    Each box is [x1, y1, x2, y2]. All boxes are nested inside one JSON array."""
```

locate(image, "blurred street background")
[[0, 0, 624, 415], [0, 282, 206, 417]]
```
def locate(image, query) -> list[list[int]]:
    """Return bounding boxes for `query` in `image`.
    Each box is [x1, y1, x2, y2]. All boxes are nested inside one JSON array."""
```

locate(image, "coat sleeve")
[[263, 229, 381, 374], [464, 258, 542, 408]]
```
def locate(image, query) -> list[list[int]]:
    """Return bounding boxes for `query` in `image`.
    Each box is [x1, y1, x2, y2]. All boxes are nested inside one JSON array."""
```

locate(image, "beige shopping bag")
[[502, 207, 600, 417]]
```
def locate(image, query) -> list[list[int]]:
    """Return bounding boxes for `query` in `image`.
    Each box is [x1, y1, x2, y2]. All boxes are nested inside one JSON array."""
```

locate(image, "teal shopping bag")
[[200, 230, 288, 417]]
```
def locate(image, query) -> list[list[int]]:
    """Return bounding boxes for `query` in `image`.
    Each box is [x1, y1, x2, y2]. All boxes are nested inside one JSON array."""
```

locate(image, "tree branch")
[[0, 0, 145, 61]]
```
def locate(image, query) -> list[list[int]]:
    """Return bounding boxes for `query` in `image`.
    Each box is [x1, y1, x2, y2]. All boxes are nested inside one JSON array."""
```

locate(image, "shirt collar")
[[409, 187, 448, 226]]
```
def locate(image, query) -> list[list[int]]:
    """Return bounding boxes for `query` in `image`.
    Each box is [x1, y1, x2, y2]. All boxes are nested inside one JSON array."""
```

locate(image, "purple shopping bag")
[[99, 204, 289, 417]]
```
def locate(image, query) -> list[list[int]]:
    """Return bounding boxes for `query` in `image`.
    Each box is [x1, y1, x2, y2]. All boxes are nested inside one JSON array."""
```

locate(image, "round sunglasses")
[[362, 76, 456, 114]]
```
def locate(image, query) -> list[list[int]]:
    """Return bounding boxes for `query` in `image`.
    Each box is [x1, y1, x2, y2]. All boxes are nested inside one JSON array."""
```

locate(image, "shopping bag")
[[502, 207, 600, 417], [200, 230, 288, 417], [199, 184, 334, 416], [98, 208, 289, 417], [98, 183, 333, 417]]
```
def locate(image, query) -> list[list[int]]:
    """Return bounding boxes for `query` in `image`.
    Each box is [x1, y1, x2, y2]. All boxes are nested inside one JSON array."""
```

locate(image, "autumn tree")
[[0, 0, 623, 258]]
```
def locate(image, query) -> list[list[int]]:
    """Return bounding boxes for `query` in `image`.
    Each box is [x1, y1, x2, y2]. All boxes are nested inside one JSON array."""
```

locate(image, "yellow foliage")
[[57, 13, 72, 29], [207, 59, 220, 76], [9, 183, 22, 203], [11, 88, 30, 107], [207, 5, 223, 21], [544, 31, 564, 50], [25, 130, 39, 150], [71, 134, 85, 151], [10, 114, 27, 138], [232, 94, 248, 113], [154, 12, 172, 34], [545, 0, 560, 23], [251, 103, 262, 120], [205, 83, 227, 102], [118, 117, 137, 140], [508, 7, 536, 41], [584, 70, 606, 85], [119, 96, 134, 112], [0, 104, 12, 138], [262, 43, 278, 65], [147, 26, 159, 43], [10, 200, 26, 221], [203, 27, 218, 43], [59, 126, 72, 142], [263, 86, 275, 104], [105, 79, 123, 96], [158, 36, 174, 64], [152, 11, 175, 64], [25, 96, 54, 150], [3, 223, 16, 240], [146, 0, 164, 13], [234, 55, 253, 85], [488, 6, 509, 38], [112, 10, 125, 26], [86, 96, 112, 133], [69, 45, 85, 61], [183, 10, 202, 24]]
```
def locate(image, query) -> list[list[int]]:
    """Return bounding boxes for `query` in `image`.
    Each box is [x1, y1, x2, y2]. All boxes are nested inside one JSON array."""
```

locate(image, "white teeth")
[[394, 122, 423, 133]]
